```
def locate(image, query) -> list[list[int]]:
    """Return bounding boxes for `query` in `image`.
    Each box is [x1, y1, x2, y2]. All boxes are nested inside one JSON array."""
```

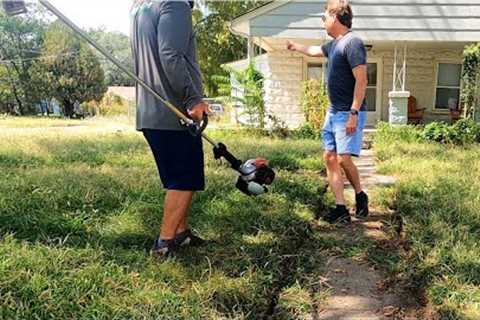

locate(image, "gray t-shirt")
[[321, 32, 367, 112], [131, 0, 203, 131]]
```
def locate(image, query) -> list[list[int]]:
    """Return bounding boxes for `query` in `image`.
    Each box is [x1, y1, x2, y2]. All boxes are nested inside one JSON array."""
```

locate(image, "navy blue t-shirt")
[[321, 32, 367, 112]]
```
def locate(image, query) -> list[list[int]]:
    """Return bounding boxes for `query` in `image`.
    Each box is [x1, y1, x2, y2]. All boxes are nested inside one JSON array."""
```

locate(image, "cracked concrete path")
[[316, 144, 426, 320]]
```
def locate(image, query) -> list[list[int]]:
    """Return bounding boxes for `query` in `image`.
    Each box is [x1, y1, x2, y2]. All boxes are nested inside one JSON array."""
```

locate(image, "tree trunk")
[[5, 66, 23, 115], [64, 100, 74, 118]]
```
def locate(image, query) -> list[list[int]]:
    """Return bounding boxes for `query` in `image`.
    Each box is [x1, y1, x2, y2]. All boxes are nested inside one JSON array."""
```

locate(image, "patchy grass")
[[0, 115, 135, 129], [373, 124, 480, 319], [0, 118, 329, 319]]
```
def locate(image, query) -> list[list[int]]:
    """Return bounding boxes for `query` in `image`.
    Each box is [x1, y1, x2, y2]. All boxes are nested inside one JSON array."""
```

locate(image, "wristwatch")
[[350, 109, 359, 116]]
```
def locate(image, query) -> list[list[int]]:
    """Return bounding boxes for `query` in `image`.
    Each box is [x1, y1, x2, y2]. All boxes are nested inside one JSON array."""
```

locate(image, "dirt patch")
[[313, 213, 432, 320]]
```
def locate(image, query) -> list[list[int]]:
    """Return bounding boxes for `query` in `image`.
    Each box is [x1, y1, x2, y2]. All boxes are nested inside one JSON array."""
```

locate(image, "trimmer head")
[[1, 0, 27, 16]]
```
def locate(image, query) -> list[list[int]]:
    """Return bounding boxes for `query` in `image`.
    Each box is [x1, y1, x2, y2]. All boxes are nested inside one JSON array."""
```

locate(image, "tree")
[[0, 4, 48, 114], [462, 43, 480, 121], [88, 28, 135, 87], [193, 1, 266, 97], [41, 22, 107, 117], [220, 64, 266, 128]]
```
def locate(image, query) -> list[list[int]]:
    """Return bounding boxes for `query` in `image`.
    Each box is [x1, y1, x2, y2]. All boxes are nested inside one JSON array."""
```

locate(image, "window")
[[435, 63, 462, 110], [365, 63, 377, 112], [307, 63, 325, 82]]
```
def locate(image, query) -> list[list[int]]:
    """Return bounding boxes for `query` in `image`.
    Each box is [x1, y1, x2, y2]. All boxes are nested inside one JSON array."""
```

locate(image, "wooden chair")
[[408, 96, 426, 125], [449, 100, 462, 123], [450, 109, 462, 123]]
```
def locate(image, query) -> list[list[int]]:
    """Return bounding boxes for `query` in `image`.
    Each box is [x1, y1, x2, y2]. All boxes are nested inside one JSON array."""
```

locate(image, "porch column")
[[389, 91, 410, 124], [247, 37, 254, 63], [389, 42, 409, 125]]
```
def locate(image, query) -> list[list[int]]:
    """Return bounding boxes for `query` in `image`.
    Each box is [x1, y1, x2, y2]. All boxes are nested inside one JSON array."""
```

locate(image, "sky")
[[47, 0, 133, 35]]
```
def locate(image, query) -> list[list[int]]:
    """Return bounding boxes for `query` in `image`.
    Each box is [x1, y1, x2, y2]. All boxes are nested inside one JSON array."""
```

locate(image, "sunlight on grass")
[[0, 118, 330, 319], [374, 125, 480, 319]]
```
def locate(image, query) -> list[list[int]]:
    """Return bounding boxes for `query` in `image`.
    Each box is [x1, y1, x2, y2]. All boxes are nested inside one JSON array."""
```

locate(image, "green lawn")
[[5, 118, 478, 318], [0, 120, 331, 319], [374, 124, 480, 320]]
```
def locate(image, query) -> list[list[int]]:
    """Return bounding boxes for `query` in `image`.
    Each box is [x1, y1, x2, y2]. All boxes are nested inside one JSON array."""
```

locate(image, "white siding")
[[263, 51, 305, 128]]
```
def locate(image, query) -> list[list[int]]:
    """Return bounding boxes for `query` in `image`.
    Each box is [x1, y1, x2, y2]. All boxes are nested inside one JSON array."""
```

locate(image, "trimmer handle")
[[182, 112, 208, 137]]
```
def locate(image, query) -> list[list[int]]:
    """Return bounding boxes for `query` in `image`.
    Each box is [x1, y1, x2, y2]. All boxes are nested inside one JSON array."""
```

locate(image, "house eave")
[[230, 0, 292, 38]]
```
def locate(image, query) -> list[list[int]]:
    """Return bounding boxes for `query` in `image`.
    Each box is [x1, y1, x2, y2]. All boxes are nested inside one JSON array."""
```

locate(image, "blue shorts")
[[322, 110, 367, 157], [143, 129, 205, 191]]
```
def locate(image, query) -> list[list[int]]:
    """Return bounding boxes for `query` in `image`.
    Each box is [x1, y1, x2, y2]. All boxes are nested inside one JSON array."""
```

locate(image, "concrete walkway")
[[345, 149, 397, 193], [316, 143, 423, 319]]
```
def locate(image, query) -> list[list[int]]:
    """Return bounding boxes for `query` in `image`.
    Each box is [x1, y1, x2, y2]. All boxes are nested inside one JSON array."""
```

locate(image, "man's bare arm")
[[286, 40, 324, 57], [351, 64, 368, 110]]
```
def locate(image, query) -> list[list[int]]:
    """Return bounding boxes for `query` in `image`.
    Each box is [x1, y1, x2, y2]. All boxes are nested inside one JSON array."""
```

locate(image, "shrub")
[[421, 122, 453, 144], [293, 123, 322, 140], [227, 64, 266, 129], [300, 80, 329, 131], [422, 119, 480, 145], [83, 93, 131, 117], [375, 122, 422, 145], [462, 43, 480, 120], [375, 121, 480, 146]]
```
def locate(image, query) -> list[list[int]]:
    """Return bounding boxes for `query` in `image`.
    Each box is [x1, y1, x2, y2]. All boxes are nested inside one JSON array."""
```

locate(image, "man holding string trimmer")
[[131, 0, 209, 257]]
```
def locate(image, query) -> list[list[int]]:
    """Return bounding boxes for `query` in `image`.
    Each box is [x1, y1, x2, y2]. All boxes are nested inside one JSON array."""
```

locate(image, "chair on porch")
[[450, 109, 462, 123], [449, 99, 462, 124], [407, 96, 426, 125]]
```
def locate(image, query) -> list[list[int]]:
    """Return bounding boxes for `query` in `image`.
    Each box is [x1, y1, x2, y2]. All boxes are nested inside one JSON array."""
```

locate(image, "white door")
[[365, 60, 382, 126]]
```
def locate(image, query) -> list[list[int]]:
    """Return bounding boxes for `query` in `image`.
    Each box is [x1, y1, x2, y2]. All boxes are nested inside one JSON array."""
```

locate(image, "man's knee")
[[337, 154, 352, 167], [324, 151, 337, 166]]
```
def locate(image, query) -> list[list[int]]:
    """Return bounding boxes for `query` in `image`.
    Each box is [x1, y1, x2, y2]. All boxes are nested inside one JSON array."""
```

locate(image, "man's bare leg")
[[324, 151, 346, 205], [160, 190, 194, 240], [176, 213, 189, 235], [338, 154, 362, 194]]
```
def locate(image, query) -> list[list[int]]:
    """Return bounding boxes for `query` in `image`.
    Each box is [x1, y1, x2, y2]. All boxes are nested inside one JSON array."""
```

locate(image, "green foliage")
[[374, 126, 480, 318], [293, 123, 322, 140], [462, 43, 480, 120], [229, 64, 266, 129], [422, 119, 480, 145], [375, 121, 480, 147], [300, 80, 329, 131], [375, 122, 422, 145], [88, 28, 135, 87], [83, 93, 131, 117], [40, 22, 107, 117], [0, 5, 49, 114], [194, 1, 266, 96]]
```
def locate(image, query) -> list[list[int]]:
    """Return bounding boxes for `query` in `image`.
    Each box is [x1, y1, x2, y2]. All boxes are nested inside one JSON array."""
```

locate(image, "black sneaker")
[[323, 206, 351, 224], [174, 229, 206, 247], [151, 239, 177, 259], [356, 191, 369, 218]]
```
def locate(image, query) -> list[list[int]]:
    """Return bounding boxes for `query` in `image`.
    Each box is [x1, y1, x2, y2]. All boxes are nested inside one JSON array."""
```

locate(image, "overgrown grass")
[[374, 123, 480, 319], [0, 119, 328, 319]]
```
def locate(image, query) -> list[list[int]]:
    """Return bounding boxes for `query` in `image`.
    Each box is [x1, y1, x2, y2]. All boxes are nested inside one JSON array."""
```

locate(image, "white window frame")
[[365, 58, 382, 112], [303, 57, 327, 83], [302, 56, 383, 123], [433, 60, 463, 113]]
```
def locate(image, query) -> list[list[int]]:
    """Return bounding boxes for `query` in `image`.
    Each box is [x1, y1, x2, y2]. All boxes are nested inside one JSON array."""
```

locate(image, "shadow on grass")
[[1, 134, 335, 319]]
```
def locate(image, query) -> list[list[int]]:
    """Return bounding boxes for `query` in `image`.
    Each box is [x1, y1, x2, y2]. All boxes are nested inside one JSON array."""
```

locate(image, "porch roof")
[[230, 0, 480, 46]]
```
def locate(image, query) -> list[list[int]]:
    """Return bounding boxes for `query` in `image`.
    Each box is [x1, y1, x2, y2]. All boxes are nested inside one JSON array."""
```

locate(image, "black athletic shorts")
[[143, 129, 205, 191]]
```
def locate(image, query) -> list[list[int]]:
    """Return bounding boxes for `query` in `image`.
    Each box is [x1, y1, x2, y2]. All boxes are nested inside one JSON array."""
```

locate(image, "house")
[[107, 86, 136, 102], [228, 0, 480, 127]]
